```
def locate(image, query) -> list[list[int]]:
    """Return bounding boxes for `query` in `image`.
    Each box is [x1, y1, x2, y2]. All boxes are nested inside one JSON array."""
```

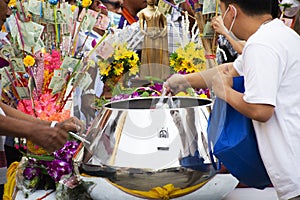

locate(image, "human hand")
[[30, 117, 83, 153], [164, 74, 191, 95], [56, 116, 84, 134], [211, 16, 227, 36], [211, 68, 233, 100]]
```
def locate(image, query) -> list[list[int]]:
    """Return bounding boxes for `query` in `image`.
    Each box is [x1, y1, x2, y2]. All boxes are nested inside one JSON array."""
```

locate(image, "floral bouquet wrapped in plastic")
[[0, 0, 110, 198], [16, 140, 95, 199], [98, 42, 140, 88]]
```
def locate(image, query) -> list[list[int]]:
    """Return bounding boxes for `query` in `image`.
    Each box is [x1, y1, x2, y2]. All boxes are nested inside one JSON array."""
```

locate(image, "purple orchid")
[[23, 167, 41, 180], [23, 140, 79, 184], [47, 159, 73, 182]]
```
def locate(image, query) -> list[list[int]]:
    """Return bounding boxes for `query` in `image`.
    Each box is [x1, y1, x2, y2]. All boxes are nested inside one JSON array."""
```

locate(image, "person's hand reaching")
[[56, 116, 85, 134], [164, 74, 191, 95], [28, 117, 84, 153], [211, 16, 227, 36]]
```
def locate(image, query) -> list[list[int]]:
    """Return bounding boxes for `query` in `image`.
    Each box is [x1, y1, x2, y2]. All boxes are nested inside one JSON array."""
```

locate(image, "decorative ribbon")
[[108, 178, 210, 199]]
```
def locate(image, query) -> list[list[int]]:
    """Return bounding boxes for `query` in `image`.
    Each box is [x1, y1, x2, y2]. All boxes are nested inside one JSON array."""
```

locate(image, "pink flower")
[[44, 51, 62, 71], [91, 39, 97, 48]]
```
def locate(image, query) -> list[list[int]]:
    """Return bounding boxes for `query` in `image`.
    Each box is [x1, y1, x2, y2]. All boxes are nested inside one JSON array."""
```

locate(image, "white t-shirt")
[[233, 19, 300, 200]]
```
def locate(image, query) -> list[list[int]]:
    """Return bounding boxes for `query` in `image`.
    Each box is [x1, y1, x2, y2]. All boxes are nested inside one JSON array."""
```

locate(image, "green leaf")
[[141, 91, 149, 97], [279, 3, 293, 9], [22, 152, 55, 161]]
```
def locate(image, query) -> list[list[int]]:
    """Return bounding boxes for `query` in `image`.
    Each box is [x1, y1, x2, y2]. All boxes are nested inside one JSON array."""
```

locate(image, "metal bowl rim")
[[100, 96, 213, 111]]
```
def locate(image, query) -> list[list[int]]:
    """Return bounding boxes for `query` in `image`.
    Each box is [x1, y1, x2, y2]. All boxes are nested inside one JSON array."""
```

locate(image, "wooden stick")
[[193, 1, 217, 68], [211, 0, 220, 54], [108, 112, 128, 166]]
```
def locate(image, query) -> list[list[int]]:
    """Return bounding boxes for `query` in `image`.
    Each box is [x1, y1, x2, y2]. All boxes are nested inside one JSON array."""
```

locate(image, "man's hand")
[[28, 125, 68, 153], [56, 116, 84, 134], [165, 74, 191, 95], [211, 16, 227, 36], [29, 117, 84, 153]]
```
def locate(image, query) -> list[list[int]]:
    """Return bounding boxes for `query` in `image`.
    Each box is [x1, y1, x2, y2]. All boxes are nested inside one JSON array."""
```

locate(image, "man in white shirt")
[[165, 0, 300, 199]]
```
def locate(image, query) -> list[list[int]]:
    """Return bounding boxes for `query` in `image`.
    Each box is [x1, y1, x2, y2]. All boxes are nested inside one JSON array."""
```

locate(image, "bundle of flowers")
[[170, 42, 206, 74], [1, 0, 109, 198], [16, 140, 94, 199], [98, 42, 140, 87]]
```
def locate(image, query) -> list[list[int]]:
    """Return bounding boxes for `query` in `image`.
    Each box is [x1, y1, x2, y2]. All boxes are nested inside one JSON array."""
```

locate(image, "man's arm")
[[226, 89, 274, 122], [0, 101, 50, 126], [211, 16, 245, 54], [165, 63, 239, 93], [212, 69, 274, 122], [0, 101, 83, 152]]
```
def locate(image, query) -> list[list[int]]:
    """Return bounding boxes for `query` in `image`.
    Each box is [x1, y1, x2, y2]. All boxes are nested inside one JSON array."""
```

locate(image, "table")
[[223, 187, 277, 200], [15, 174, 239, 200]]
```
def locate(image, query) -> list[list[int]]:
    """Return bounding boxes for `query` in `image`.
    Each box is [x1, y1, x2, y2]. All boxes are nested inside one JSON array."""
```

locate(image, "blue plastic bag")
[[207, 76, 271, 189]]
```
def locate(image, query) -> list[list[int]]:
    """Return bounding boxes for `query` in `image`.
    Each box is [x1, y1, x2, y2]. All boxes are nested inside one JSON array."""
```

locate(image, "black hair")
[[271, 0, 280, 19], [220, 0, 273, 16]]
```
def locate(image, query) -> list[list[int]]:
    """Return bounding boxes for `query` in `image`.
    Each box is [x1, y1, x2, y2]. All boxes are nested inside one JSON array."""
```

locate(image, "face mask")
[[222, 5, 240, 41], [108, 11, 121, 27]]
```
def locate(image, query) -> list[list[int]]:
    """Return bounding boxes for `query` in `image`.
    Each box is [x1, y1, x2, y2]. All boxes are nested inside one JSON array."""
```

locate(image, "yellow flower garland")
[[3, 162, 19, 200]]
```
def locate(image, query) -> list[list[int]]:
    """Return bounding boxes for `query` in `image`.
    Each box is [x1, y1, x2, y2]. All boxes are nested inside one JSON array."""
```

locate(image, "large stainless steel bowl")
[[79, 96, 217, 194]]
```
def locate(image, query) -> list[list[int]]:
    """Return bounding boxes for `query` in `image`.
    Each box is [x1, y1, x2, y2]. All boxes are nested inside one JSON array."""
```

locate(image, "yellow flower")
[[1, 25, 6, 32], [114, 43, 131, 60], [81, 0, 92, 8], [8, 0, 16, 7], [132, 54, 139, 63], [99, 42, 140, 81], [23, 55, 35, 67], [199, 93, 208, 98], [128, 60, 137, 68], [114, 49, 124, 60], [114, 63, 124, 76], [176, 91, 188, 96], [129, 65, 139, 75], [98, 61, 111, 76], [122, 51, 134, 59], [170, 59, 176, 67], [71, 5, 77, 12], [170, 42, 206, 73]]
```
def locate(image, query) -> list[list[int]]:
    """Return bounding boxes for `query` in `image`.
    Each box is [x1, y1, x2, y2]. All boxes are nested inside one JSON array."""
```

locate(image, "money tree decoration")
[[1, 0, 110, 198]]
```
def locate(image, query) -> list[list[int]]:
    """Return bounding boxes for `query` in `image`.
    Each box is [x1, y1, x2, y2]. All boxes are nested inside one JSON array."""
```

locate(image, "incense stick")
[[69, 131, 90, 144]]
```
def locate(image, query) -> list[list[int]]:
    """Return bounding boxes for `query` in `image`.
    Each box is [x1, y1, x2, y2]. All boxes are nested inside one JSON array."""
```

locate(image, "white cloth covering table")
[[15, 174, 239, 200]]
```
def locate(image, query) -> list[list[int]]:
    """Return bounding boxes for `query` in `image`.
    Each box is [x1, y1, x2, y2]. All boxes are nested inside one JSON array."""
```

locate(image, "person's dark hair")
[[220, 0, 273, 16], [271, 0, 279, 19], [101, 0, 122, 9]]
